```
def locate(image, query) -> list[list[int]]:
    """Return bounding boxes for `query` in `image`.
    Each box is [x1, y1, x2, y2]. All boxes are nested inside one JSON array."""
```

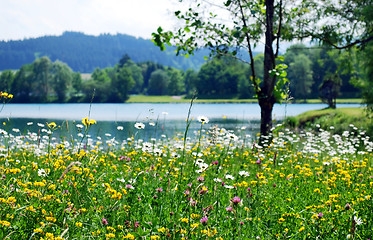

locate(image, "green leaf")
[[276, 56, 285, 62], [279, 71, 287, 78]]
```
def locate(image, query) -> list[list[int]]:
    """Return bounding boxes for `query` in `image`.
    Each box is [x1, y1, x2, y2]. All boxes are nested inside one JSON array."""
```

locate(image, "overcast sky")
[[0, 0, 183, 41]]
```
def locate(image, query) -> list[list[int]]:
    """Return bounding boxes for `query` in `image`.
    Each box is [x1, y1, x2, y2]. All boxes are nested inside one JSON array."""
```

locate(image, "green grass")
[[127, 95, 258, 103], [127, 95, 361, 104], [0, 117, 372, 239], [294, 99, 362, 104], [127, 95, 188, 103], [286, 107, 372, 135]]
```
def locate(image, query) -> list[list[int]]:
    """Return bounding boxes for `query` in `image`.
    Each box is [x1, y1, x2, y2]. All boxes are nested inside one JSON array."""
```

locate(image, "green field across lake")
[[127, 95, 362, 104]]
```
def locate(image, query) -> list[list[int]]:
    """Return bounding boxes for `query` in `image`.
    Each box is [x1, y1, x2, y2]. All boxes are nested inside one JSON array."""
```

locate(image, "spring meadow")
[[1, 0, 373, 239], [0, 91, 371, 240]]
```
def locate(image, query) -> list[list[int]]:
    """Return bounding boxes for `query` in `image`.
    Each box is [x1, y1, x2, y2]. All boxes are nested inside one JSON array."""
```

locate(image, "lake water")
[[0, 103, 361, 141]]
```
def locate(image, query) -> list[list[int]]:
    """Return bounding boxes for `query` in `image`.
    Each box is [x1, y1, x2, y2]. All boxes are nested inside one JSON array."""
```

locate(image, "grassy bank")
[[127, 95, 361, 104], [286, 107, 372, 135]]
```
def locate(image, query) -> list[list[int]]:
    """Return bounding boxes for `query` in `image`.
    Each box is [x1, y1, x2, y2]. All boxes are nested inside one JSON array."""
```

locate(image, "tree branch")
[[238, 0, 259, 92], [275, 0, 283, 58], [320, 34, 373, 49], [214, 50, 251, 65]]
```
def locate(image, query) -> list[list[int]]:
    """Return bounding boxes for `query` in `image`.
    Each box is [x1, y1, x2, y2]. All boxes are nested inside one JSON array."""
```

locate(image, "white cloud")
[[0, 0, 181, 41]]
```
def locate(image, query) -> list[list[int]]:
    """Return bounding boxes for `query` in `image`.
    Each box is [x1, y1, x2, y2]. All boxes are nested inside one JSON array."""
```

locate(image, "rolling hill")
[[0, 31, 209, 72]]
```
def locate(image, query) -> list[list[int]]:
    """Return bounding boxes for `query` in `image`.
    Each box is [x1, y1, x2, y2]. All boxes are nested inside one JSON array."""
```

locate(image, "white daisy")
[[38, 169, 47, 177], [354, 216, 363, 225], [225, 174, 235, 180], [227, 133, 238, 141], [116, 178, 125, 183], [197, 116, 209, 124], [134, 122, 145, 129], [239, 171, 250, 177]]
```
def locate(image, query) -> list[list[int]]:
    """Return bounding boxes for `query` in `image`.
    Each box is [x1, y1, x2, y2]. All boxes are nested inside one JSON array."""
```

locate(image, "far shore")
[[127, 95, 362, 104]]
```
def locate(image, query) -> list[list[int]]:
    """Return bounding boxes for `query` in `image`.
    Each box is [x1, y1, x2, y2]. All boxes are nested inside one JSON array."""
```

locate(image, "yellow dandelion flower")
[[107, 226, 116, 232], [0, 92, 12, 99], [45, 232, 54, 239], [6, 196, 17, 204], [0, 220, 11, 227], [26, 206, 36, 212], [190, 213, 200, 219], [34, 228, 43, 233], [191, 223, 199, 228], [45, 216, 56, 222], [157, 227, 166, 233], [82, 117, 97, 126], [34, 181, 46, 187], [47, 122, 57, 129], [122, 233, 134, 239], [106, 233, 116, 238]]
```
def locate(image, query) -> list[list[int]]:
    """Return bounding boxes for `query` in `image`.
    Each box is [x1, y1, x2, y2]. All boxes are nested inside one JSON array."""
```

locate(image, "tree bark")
[[259, 96, 276, 141], [259, 0, 276, 139]]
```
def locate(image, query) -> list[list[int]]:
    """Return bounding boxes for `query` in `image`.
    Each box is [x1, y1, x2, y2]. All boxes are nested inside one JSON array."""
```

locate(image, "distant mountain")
[[0, 31, 210, 72]]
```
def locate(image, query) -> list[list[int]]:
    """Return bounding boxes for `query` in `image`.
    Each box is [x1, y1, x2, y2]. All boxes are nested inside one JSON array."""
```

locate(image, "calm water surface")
[[0, 103, 361, 141], [0, 103, 361, 120]]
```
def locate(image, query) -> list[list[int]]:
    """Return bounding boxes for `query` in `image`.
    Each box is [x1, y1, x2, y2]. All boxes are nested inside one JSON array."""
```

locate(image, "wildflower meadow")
[[0, 102, 372, 239]]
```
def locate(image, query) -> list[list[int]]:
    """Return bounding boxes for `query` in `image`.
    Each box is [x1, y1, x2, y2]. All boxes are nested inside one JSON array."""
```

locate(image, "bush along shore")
[[0, 114, 372, 239]]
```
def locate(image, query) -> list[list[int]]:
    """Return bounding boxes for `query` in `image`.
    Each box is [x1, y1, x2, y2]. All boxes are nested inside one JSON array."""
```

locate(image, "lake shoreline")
[[126, 95, 362, 104]]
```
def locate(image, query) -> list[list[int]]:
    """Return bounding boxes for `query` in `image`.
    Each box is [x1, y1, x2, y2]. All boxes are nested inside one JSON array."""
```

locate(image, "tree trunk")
[[259, 97, 275, 142], [259, 0, 276, 139]]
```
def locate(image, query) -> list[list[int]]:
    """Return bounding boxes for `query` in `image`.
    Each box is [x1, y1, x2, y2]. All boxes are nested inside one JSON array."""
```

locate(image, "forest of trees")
[[0, 31, 210, 72], [284, 44, 361, 100], [0, 44, 363, 103]]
